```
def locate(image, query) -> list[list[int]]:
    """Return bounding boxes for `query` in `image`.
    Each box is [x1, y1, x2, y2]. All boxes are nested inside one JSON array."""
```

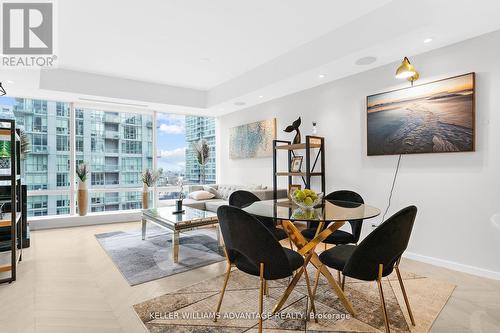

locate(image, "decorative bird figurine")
[[284, 117, 302, 144]]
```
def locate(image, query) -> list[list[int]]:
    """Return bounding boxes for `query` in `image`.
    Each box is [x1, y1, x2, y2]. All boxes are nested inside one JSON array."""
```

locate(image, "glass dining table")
[[243, 198, 381, 317]]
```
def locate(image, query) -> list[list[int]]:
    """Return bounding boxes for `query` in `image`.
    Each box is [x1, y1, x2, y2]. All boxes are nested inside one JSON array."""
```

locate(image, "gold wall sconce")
[[395, 57, 419, 84]]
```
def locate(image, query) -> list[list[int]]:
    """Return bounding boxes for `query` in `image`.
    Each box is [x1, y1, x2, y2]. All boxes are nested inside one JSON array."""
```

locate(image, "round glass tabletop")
[[243, 199, 381, 222]]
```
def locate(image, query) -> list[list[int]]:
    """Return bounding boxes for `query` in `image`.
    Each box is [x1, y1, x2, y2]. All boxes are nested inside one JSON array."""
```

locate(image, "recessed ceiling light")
[[355, 56, 377, 66], [318, 74, 326, 79], [258, 95, 264, 99], [200, 57, 211, 62], [6, 80, 14, 84], [234, 101, 246, 106], [424, 38, 433, 43]]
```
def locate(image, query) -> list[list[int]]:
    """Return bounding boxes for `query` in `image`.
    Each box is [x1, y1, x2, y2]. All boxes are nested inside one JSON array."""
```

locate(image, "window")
[[57, 173, 69, 187], [91, 173, 104, 186], [56, 102, 69, 117], [26, 155, 47, 172], [76, 137, 84, 152], [122, 141, 142, 154], [56, 135, 69, 151], [57, 155, 69, 172], [156, 114, 215, 204], [0, 98, 216, 219]]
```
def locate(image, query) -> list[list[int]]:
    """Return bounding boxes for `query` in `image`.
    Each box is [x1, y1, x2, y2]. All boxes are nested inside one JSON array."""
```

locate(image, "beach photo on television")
[[367, 73, 474, 156]]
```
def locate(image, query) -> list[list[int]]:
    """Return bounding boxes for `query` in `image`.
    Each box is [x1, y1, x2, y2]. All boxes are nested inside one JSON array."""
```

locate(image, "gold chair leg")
[[337, 270, 341, 284], [341, 274, 346, 291], [377, 264, 390, 333], [289, 237, 294, 251], [214, 262, 232, 322], [259, 263, 265, 333], [395, 265, 415, 326], [303, 266, 318, 323]]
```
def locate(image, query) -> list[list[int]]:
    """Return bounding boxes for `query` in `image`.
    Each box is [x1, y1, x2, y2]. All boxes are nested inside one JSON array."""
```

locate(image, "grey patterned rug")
[[95, 226, 225, 286], [134, 268, 455, 332]]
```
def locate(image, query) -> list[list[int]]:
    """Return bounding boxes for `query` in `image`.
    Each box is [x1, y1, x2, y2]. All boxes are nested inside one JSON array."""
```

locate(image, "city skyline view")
[[0, 96, 215, 216]]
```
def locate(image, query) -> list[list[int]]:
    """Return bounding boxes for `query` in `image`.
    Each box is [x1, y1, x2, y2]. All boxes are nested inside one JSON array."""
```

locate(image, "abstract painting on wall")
[[367, 72, 475, 156], [229, 118, 276, 159]]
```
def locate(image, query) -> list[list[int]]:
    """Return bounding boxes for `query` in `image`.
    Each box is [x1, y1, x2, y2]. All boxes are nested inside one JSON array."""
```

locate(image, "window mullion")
[[69, 103, 76, 215]]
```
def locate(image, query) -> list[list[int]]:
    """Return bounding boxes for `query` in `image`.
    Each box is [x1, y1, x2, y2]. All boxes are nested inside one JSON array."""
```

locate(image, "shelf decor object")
[[284, 117, 302, 144], [272, 135, 325, 200], [0, 118, 23, 284]]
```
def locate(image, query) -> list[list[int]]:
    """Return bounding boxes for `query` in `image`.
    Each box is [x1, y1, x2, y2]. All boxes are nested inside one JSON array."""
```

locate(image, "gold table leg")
[[281, 220, 357, 317]]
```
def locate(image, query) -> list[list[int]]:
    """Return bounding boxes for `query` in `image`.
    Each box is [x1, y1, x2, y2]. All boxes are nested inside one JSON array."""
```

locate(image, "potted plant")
[[192, 140, 210, 184], [141, 169, 159, 209], [76, 163, 89, 216]]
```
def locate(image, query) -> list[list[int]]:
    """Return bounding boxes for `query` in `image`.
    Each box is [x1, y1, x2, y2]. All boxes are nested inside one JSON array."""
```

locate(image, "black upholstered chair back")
[[343, 205, 417, 281], [217, 205, 292, 280], [311, 190, 365, 242], [229, 190, 260, 208], [229, 190, 275, 230]]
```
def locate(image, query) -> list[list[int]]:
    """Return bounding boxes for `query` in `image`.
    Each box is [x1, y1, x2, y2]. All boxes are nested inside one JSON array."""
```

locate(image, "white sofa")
[[178, 184, 287, 213]]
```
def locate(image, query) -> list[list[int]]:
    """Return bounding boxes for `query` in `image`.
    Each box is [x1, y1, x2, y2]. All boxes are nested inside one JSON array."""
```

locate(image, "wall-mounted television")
[[367, 72, 475, 156]]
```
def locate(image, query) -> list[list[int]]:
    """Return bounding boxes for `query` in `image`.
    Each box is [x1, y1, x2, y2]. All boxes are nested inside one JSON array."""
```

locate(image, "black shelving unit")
[[0, 119, 22, 284], [272, 135, 325, 200]]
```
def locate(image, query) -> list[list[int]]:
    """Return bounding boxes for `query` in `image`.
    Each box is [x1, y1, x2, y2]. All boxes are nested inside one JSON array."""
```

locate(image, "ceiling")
[[57, 0, 392, 90], [2, 0, 500, 116]]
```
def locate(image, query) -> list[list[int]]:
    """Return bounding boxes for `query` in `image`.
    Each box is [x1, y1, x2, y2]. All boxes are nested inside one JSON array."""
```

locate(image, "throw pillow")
[[189, 190, 215, 201], [203, 185, 221, 198]]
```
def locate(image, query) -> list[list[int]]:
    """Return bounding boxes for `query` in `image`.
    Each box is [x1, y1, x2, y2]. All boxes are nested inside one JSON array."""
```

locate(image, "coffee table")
[[142, 206, 221, 263]]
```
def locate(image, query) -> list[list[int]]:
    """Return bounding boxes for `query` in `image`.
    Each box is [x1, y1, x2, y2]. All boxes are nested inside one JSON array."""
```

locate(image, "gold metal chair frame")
[[213, 248, 318, 333], [375, 259, 416, 333], [307, 243, 416, 332], [214, 219, 415, 333]]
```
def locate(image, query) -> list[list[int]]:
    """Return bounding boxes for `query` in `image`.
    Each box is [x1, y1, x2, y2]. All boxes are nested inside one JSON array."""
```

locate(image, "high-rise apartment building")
[[184, 116, 216, 184], [5, 98, 153, 216]]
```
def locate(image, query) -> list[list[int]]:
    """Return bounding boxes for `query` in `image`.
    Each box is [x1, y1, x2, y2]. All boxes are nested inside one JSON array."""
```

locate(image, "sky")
[[156, 113, 186, 173], [0, 96, 15, 106]]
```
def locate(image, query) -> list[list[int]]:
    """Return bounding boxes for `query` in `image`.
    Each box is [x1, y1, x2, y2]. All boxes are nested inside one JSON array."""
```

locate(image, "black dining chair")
[[301, 190, 365, 246], [214, 205, 317, 332], [315, 206, 417, 333], [229, 190, 291, 246], [301, 190, 365, 283]]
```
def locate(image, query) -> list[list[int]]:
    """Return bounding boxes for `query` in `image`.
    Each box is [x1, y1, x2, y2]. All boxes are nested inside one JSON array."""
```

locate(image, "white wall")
[[217, 30, 500, 279]]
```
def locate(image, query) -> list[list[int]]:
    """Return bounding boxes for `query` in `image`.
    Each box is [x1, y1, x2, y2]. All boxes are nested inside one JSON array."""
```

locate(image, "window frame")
[[6, 98, 215, 224]]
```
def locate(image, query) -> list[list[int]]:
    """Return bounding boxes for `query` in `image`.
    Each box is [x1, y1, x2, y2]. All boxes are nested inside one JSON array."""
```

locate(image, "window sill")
[[29, 210, 142, 230]]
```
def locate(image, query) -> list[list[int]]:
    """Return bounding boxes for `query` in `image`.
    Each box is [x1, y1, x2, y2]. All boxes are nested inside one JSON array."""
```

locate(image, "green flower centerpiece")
[[291, 188, 323, 209]]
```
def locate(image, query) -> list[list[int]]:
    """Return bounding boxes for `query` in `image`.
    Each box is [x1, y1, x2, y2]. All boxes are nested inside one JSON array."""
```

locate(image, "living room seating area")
[[2, 1, 500, 333]]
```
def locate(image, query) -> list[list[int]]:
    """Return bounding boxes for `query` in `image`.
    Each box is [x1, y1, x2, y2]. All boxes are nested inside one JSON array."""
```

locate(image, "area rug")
[[134, 267, 455, 332], [95, 226, 225, 286]]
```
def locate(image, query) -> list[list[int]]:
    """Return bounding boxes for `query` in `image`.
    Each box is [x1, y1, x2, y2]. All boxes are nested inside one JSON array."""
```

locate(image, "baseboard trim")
[[404, 251, 500, 281]]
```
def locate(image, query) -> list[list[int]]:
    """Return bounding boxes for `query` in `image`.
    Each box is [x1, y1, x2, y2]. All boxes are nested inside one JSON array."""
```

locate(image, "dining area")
[[213, 189, 418, 333]]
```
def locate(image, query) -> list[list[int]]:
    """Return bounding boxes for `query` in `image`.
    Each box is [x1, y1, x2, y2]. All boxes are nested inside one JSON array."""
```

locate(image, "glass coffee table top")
[[243, 199, 380, 222], [143, 206, 217, 224]]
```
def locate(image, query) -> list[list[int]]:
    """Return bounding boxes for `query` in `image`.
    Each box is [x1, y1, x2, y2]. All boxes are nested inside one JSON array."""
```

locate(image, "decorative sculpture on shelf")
[[284, 117, 302, 144]]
